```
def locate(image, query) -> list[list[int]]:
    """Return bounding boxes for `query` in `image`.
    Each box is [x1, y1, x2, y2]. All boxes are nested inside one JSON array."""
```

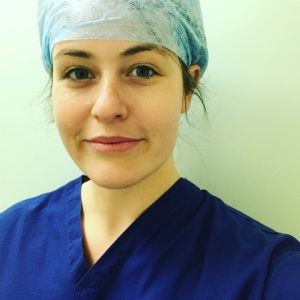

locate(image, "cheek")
[[140, 91, 183, 143], [51, 86, 88, 139]]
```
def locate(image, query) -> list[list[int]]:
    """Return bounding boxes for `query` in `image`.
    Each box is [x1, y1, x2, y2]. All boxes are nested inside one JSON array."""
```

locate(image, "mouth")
[[86, 136, 143, 153]]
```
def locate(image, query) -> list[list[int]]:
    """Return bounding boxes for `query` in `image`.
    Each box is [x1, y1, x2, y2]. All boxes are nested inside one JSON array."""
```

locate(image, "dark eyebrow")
[[54, 49, 95, 60], [54, 43, 164, 60], [120, 44, 159, 57]]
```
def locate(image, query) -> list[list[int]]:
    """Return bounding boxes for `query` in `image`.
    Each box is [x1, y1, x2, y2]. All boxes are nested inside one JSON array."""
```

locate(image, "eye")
[[129, 65, 158, 79], [64, 67, 94, 81]]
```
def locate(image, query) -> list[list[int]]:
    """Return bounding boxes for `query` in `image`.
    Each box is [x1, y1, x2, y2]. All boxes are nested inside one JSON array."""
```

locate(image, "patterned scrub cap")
[[37, 0, 209, 75]]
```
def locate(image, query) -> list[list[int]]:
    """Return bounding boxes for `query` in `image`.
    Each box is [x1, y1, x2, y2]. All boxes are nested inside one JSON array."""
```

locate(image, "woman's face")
[[52, 40, 195, 189]]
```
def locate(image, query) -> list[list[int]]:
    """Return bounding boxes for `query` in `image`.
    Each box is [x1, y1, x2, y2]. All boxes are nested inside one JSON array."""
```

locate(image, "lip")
[[88, 136, 140, 144], [86, 136, 143, 153]]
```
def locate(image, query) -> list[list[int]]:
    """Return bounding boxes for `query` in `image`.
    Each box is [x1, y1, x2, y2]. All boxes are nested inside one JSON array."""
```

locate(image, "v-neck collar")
[[64, 175, 190, 292]]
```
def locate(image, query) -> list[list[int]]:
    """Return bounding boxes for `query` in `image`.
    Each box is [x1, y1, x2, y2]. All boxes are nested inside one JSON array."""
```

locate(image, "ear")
[[181, 64, 201, 113]]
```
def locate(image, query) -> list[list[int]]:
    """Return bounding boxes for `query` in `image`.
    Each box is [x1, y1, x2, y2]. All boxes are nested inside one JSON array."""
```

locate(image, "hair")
[[40, 45, 207, 123]]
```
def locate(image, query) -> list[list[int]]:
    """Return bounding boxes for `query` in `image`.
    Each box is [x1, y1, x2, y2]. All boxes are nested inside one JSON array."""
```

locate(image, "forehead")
[[52, 40, 178, 62]]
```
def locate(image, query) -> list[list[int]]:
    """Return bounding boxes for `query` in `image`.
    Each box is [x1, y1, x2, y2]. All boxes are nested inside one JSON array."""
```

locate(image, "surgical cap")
[[37, 0, 209, 75]]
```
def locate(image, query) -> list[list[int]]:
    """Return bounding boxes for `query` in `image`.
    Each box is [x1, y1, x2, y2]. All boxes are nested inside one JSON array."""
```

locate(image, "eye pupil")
[[75, 69, 89, 79], [136, 66, 152, 77]]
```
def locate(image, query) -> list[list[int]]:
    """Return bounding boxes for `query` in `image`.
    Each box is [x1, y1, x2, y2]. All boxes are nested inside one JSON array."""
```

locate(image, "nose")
[[91, 77, 128, 123]]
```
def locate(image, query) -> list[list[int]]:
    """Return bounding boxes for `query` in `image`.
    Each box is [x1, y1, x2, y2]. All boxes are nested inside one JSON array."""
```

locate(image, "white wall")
[[1, 1, 300, 239]]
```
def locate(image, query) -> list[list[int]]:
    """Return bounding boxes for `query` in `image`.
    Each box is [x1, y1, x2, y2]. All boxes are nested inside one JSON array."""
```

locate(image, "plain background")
[[0, 0, 299, 239]]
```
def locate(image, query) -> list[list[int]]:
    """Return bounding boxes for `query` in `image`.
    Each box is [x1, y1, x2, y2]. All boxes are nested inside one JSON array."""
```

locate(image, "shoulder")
[[180, 178, 300, 296], [182, 178, 299, 245], [0, 176, 82, 242]]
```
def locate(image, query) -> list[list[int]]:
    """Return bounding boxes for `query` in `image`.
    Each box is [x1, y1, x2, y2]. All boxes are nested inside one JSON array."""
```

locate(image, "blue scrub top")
[[1, 176, 300, 299]]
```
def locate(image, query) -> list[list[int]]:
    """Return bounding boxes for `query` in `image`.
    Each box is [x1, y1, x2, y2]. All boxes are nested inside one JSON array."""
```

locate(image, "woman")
[[0, 0, 299, 299]]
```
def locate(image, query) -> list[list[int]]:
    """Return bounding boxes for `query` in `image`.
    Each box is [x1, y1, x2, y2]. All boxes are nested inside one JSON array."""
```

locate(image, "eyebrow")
[[54, 43, 164, 60]]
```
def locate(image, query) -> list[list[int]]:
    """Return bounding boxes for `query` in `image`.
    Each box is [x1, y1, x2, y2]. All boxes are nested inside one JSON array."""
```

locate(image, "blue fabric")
[[1, 176, 300, 299]]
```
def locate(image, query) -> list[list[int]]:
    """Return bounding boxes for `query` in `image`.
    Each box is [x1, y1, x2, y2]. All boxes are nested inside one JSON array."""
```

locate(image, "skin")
[[52, 39, 200, 264]]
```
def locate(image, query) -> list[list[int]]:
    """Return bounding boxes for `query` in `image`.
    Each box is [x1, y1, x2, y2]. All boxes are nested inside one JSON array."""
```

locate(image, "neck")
[[81, 156, 180, 234]]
